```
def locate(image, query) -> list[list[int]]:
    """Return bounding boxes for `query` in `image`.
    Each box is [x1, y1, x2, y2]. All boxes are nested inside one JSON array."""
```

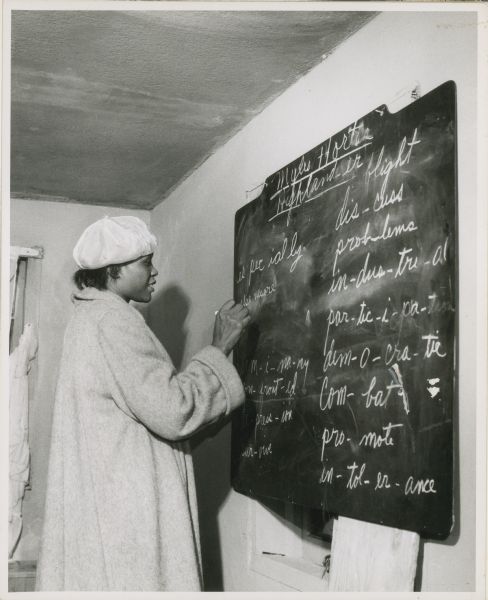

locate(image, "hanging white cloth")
[[10, 256, 19, 321], [9, 322, 38, 558]]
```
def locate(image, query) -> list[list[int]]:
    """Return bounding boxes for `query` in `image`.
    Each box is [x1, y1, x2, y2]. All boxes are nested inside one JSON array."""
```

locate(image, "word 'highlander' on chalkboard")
[[231, 81, 456, 539]]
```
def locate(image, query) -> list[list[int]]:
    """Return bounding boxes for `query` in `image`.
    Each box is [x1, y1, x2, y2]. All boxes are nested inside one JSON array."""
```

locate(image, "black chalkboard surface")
[[231, 81, 457, 540]]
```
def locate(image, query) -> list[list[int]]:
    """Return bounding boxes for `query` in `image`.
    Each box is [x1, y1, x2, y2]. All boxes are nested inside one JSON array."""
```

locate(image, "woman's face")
[[110, 254, 158, 303]]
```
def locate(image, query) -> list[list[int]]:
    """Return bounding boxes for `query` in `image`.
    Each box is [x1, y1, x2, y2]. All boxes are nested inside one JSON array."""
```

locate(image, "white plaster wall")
[[9, 199, 150, 561], [149, 10, 480, 592]]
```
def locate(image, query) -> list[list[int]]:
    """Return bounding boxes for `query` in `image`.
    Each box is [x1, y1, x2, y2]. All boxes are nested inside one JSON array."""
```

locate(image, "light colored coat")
[[9, 323, 38, 557], [35, 288, 244, 591]]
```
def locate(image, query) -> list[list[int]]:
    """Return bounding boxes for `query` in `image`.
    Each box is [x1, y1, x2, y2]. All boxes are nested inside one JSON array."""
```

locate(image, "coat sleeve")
[[97, 308, 245, 441]]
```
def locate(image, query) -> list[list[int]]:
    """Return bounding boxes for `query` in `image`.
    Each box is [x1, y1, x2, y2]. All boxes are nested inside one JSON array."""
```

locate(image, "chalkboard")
[[231, 80, 456, 540]]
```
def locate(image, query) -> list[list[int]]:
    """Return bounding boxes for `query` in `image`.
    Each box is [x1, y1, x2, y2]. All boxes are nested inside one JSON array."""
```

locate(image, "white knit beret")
[[73, 216, 157, 269]]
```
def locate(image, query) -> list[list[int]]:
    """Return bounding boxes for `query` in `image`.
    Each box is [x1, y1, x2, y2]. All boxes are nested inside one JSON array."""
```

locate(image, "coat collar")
[[72, 287, 125, 304], [71, 287, 144, 315]]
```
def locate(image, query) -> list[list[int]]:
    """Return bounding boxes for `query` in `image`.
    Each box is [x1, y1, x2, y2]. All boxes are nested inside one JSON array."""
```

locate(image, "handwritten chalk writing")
[[244, 241, 304, 291], [318, 121, 373, 170], [373, 183, 404, 213], [248, 258, 265, 285], [296, 358, 310, 380], [234, 84, 456, 535], [384, 342, 412, 365], [287, 232, 305, 272], [427, 293, 455, 314], [336, 156, 364, 180], [375, 472, 391, 490], [277, 355, 293, 373], [285, 371, 298, 396], [268, 238, 288, 267], [319, 465, 334, 484], [323, 308, 350, 353], [332, 214, 417, 276], [333, 221, 372, 275], [335, 186, 360, 232], [277, 166, 289, 190], [359, 423, 404, 448], [252, 283, 277, 302], [290, 155, 312, 183], [357, 301, 373, 325], [267, 231, 304, 273], [323, 337, 353, 373], [321, 427, 346, 461], [248, 356, 309, 388], [346, 461, 367, 489], [328, 272, 349, 295], [241, 446, 255, 458], [272, 179, 306, 210], [401, 299, 420, 317], [370, 214, 417, 243], [315, 152, 360, 187], [361, 376, 405, 409], [259, 378, 283, 396], [385, 299, 421, 329], [431, 237, 449, 266], [359, 346, 371, 369], [270, 172, 353, 224], [404, 476, 437, 495], [319, 376, 349, 410], [317, 138, 368, 174], [241, 293, 252, 307], [422, 333, 447, 358], [349, 120, 374, 146], [255, 412, 274, 428], [258, 443, 273, 459], [281, 409, 293, 423], [365, 128, 421, 196], [342, 153, 363, 176], [395, 247, 418, 278], [307, 171, 338, 201], [376, 308, 390, 325], [330, 128, 363, 161], [354, 252, 387, 289], [269, 132, 373, 224], [236, 264, 246, 284], [328, 308, 350, 328]]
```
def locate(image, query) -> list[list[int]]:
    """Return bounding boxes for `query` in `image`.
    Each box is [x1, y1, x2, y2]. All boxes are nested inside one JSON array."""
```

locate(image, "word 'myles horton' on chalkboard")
[[231, 81, 457, 540]]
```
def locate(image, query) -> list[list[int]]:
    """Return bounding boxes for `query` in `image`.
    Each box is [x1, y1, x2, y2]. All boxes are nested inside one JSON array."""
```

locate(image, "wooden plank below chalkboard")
[[328, 517, 419, 591], [231, 80, 457, 540]]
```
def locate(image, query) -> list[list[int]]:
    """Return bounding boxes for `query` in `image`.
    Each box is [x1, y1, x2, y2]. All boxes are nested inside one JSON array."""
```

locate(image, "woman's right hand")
[[212, 300, 251, 356]]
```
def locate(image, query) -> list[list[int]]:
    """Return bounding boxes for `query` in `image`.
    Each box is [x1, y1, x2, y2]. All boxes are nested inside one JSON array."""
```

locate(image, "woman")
[[36, 215, 250, 591]]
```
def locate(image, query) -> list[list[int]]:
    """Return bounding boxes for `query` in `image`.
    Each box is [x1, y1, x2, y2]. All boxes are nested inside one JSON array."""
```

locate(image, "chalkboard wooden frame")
[[231, 80, 457, 540]]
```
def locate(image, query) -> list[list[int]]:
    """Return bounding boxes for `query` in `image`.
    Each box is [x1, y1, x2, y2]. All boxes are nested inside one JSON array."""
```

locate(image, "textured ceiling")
[[11, 10, 376, 210]]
